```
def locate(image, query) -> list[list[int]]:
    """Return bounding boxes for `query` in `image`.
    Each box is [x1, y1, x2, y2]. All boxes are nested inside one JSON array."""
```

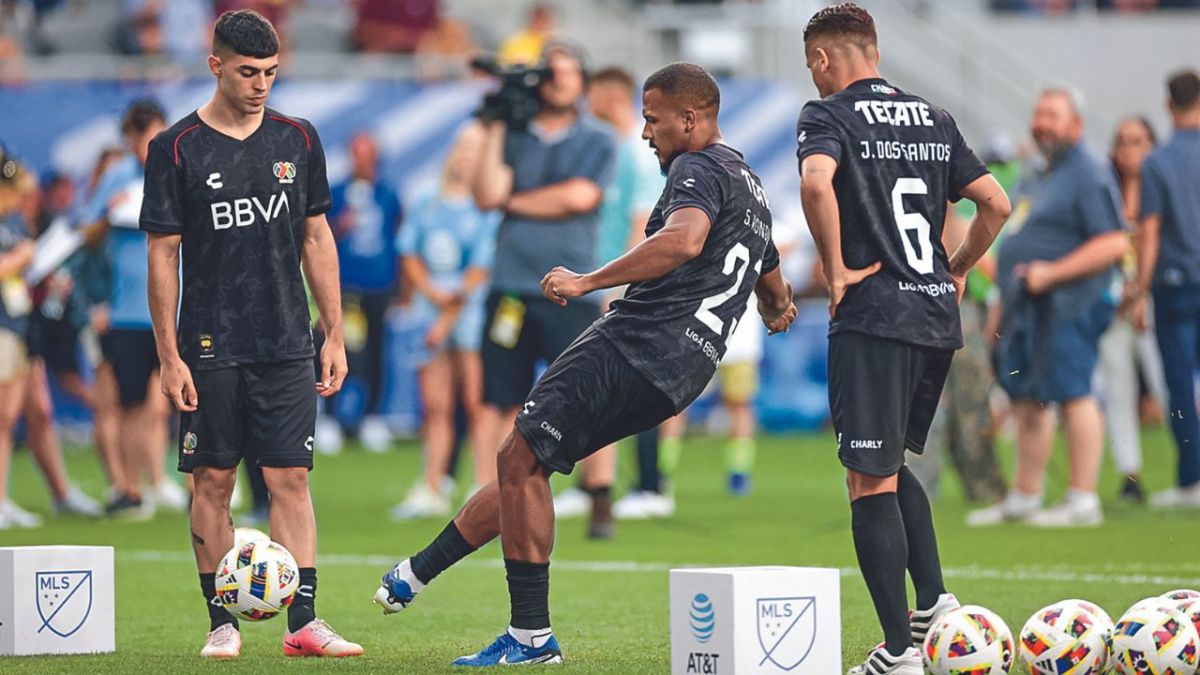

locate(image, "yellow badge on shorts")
[[489, 296, 526, 349]]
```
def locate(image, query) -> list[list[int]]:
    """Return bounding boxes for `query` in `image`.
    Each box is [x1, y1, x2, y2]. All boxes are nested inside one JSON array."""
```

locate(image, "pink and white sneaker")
[[283, 618, 364, 657], [200, 623, 241, 659]]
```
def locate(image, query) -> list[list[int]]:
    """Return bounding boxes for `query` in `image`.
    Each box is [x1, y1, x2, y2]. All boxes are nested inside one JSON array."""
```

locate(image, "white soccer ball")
[[924, 605, 1016, 675], [215, 539, 299, 621], [1162, 589, 1200, 604], [1174, 597, 1200, 642], [233, 527, 270, 551], [1017, 599, 1112, 674], [1110, 603, 1200, 675]]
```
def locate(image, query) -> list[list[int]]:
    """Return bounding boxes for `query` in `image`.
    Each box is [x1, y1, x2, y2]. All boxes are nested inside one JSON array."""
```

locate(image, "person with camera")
[[471, 42, 617, 517]]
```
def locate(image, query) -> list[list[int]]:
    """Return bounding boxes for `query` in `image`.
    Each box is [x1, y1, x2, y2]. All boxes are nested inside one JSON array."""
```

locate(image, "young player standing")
[[796, 5, 1011, 674], [373, 62, 797, 666], [141, 10, 362, 659]]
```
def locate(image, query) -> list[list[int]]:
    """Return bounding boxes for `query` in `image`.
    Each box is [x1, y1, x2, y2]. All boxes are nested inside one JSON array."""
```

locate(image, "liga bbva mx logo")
[[35, 569, 94, 638]]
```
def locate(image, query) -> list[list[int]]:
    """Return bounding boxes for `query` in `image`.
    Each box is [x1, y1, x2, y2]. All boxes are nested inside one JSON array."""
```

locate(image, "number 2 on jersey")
[[891, 177, 934, 275], [694, 243, 761, 339]]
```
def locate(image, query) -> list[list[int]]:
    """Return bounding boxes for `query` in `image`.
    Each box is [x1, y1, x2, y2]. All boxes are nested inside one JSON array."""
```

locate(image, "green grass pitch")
[[1, 426, 1197, 673]]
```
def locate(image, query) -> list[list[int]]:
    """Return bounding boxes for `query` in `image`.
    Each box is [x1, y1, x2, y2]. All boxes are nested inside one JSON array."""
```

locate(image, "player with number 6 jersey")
[[796, 5, 1012, 675]]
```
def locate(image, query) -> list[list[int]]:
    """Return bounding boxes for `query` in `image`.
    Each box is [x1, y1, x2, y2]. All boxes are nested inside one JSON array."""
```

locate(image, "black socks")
[[897, 465, 947, 610], [200, 572, 238, 632], [411, 521, 479, 584], [851, 492, 911, 657], [505, 559, 550, 630], [287, 567, 317, 633]]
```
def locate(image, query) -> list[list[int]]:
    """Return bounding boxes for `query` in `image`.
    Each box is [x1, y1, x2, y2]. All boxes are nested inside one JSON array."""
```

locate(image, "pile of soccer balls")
[[923, 590, 1200, 674], [213, 527, 301, 621]]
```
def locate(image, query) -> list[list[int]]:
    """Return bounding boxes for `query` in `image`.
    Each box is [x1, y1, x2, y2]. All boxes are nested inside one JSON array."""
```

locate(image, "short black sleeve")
[[796, 102, 844, 168], [305, 121, 332, 217], [662, 153, 724, 226], [947, 118, 988, 203], [762, 238, 781, 274], [139, 137, 184, 234]]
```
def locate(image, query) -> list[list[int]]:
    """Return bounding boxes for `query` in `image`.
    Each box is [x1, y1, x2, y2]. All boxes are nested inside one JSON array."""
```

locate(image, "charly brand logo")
[[207, 172, 223, 190], [756, 596, 817, 671], [273, 161, 296, 184], [35, 570, 94, 638], [689, 593, 716, 643]]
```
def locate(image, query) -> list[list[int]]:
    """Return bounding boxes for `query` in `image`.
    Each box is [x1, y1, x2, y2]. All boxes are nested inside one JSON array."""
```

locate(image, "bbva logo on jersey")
[[210, 192, 291, 230]]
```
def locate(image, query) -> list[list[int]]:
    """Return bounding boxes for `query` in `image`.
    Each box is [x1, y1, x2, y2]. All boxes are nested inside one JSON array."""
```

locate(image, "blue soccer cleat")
[[728, 472, 752, 496], [372, 560, 418, 615], [452, 631, 563, 666]]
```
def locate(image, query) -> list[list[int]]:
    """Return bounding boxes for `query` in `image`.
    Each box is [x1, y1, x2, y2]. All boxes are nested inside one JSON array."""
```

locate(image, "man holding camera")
[[471, 44, 617, 485]]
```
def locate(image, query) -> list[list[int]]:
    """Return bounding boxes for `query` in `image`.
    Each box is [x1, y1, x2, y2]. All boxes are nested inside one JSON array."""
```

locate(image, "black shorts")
[[100, 329, 160, 408], [481, 291, 599, 408], [513, 328, 675, 475], [32, 313, 81, 376], [828, 331, 953, 478], [178, 359, 317, 473]]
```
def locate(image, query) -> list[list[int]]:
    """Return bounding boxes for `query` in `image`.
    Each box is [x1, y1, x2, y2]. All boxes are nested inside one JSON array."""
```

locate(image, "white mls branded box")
[[0, 546, 115, 656], [670, 566, 840, 675]]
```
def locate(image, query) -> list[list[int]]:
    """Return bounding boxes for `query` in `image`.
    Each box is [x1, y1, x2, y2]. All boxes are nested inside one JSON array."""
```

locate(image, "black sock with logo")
[[851, 493, 911, 657], [287, 567, 317, 633], [411, 520, 479, 584], [200, 572, 238, 632], [505, 559, 550, 630]]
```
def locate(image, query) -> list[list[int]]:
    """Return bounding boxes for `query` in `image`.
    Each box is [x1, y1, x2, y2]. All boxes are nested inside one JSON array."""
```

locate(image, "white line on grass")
[[119, 550, 1200, 587]]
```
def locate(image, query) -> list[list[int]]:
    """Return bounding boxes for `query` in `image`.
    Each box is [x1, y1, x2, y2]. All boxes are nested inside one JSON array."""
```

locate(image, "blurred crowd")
[[991, 0, 1200, 11]]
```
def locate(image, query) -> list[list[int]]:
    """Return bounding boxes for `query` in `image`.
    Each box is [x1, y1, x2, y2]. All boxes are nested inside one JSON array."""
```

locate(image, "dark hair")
[[643, 62, 720, 114], [121, 98, 166, 136], [1168, 69, 1200, 110], [803, 2, 877, 47], [1110, 116, 1157, 181], [213, 9, 279, 58], [591, 66, 636, 95]]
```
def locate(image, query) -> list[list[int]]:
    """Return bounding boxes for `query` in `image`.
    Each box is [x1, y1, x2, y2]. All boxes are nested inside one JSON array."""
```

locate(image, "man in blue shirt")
[[470, 43, 616, 472], [1130, 70, 1200, 509], [328, 132, 403, 443], [971, 87, 1127, 528]]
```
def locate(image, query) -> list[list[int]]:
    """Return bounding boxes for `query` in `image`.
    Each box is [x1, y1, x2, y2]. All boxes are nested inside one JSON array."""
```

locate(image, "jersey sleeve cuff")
[[761, 258, 780, 275], [796, 145, 841, 166], [662, 201, 718, 228], [950, 166, 991, 203], [139, 220, 184, 234], [305, 204, 331, 217]]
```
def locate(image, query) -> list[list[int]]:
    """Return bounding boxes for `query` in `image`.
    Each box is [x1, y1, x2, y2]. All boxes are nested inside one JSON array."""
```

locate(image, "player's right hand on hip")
[[161, 358, 198, 412], [828, 262, 882, 318]]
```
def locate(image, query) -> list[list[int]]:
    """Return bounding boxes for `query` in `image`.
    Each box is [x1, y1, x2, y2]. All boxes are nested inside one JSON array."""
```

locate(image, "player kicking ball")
[[372, 62, 797, 666], [796, 5, 1011, 674], [141, 9, 361, 659]]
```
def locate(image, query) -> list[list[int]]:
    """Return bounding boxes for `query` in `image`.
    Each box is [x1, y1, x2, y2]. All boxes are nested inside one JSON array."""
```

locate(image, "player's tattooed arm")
[[542, 206, 712, 306], [147, 233, 197, 412], [799, 154, 880, 318], [949, 174, 1012, 288], [302, 213, 347, 397]]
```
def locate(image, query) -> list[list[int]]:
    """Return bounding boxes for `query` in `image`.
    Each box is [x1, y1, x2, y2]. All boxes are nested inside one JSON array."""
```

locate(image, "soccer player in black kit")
[[796, 6, 1012, 675], [371, 62, 797, 666], [140, 10, 362, 659]]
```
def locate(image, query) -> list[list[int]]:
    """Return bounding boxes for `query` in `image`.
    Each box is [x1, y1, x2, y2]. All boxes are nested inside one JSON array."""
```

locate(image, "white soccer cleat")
[[552, 487, 590, 519], [847, 646, 923, 675], [200, 623, 242, 659], [965, 495, 1039, 527], [911, 593, 960, 647], [54, 484, 103, 517], [1149, 484, 1200, 509], [613, 491, 676, 520], [389, 483, 450, 521], [0, 498, 43, 529], [1027, 499, 1103, 528]]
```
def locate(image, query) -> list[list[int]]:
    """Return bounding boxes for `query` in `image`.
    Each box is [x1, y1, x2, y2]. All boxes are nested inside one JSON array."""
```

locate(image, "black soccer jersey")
[[596, 143, 779, 412], [796, 78, 988, 350], [139, 108, 331, 370]]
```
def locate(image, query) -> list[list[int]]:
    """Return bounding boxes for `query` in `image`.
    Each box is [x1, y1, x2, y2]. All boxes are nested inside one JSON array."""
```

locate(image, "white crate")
[[0, 546, 115, 656]]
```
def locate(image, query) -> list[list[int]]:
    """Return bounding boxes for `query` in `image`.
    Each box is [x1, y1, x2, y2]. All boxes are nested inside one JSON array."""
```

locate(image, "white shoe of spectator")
[[55, 484, 103, 517], [390, 483, 450, 521], [0, 499, 44, 529], [314, 415, 344, 456], [1149, 483, 1200, 509], [965, 492, 1040, 527], [1027, 494, 1103, 528], [147, 479, 190, 513], [552, 487, 590, 519], [359, 415, 392, 454], [613, 491, 676, 520]]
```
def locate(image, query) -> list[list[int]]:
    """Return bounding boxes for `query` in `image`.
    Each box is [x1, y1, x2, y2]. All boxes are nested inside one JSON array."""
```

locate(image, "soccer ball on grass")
[[215, 539, 299, 621]]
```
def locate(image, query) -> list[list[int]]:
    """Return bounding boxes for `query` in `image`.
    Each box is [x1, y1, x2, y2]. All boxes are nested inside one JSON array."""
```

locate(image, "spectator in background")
[[78, 100, 186, 518], [969, 87, 1127, 527], [391, 122, 498, 520], [1100, 117, 1168, 503], [472, 42, 616, 531], [1129, 69, 1200, 509], [352, 0, 439, 54], [498, 4, 556, 66], [326, 132, 402, 452]]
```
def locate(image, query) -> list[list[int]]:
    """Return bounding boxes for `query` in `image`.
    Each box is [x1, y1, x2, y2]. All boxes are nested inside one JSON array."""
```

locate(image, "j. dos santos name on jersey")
[[210, 191, 291, 230]]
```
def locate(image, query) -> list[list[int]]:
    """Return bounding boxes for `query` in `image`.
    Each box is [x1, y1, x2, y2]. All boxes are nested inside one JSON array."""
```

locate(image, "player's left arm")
[[302, 213, 346, 397], [542, 206, 711, 305]]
